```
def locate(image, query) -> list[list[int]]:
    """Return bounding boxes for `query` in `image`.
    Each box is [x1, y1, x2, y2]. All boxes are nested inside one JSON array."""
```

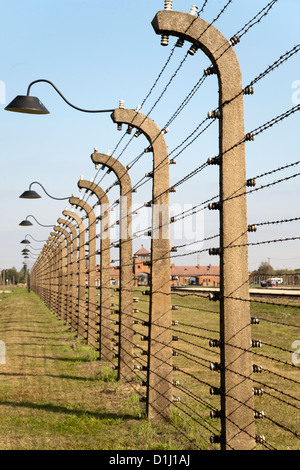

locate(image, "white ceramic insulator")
[[164, 0, 173, 11], [119, 100, 124, 109], [189, 5, 198, 16], [175, 38, 185, 48], [188, 44, 198, 55], [161, 35, 169, 46]]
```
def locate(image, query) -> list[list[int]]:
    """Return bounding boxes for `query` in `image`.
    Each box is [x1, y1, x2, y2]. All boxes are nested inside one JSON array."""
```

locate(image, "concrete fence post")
[[152, 9, 255, 448], [77, 179, 112, 362], [63, 209, 86, 339], [59, 217, 79, 332], [55, 224, 72, 325], [69, 196, 97, 347], [110, 107, 172, 422], [91, 152, 133, 381], [51, 231, 67, 320], [48, 235, 61, 317]]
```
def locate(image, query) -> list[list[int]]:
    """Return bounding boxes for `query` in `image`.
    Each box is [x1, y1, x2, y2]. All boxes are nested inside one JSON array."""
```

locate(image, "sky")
[[1, 0, 300, 273]]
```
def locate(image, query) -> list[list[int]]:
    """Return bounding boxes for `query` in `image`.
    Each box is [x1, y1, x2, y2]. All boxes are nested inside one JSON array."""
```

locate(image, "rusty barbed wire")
[[198, 0, 209, 16]]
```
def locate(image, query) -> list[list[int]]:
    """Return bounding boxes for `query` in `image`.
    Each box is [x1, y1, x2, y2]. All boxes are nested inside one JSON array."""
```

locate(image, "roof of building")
[[135, 245, 150, 255], [170, 264, 219, 276]]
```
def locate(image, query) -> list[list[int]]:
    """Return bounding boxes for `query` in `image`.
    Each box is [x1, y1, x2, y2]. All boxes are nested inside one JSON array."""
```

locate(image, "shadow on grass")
[[0, 400, 139, 421], [7, 343, 72, 348], [14, 355, 94, 363], [0, 320, 50, 325], [0, 371, 109, 382]]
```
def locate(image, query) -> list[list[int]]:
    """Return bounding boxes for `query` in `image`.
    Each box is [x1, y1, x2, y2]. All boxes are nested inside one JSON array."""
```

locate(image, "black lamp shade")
[[21, 239, 31, 244], [19, 220, 33, 226], [19, 190, 41, 199], [5, 95, 50, 114]]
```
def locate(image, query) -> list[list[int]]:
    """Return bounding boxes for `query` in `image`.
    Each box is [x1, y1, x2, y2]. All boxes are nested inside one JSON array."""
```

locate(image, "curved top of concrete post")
[[90, 154, 132, 198], [77, 179, 110, 209], [41, 241, 56, 256], [63, 209, 85, 234], [151, 10, 243, 101], [90, 153, 133, 243], [34, 237, 58, 267], [151, 9, 246, 217], [54, 224, 71, 243], [51, 230, 66, 247], [58, 217, 77, 239], [43, 236, 61, 260], [48, 235, 61, 248], [110, 109, 168, 168], [69, 197, 96, 225], [35, 244, 51, 266], [77, 180, 109, 221], [109, 108, 169, 204]]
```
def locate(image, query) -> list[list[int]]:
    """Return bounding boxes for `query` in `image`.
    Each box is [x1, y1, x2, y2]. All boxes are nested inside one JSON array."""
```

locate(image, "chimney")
[[197, 252, 201, 268]]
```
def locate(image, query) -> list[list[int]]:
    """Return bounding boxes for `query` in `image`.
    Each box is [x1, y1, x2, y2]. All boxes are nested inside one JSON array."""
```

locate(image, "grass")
[[125, 287, 300, 450], [0, 288, 183, 450], [0, 287, 299, 450]]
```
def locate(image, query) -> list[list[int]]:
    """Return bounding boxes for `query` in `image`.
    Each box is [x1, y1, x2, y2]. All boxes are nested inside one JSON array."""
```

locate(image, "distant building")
[[87, 246, 220, 287], [132, 246, 219, 287], [133, 245, 151, 286], [170, 263, 220, 287]]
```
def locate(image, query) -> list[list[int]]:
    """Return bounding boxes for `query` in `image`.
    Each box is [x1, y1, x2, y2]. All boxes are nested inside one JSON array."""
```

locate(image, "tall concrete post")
[[55, 224, 72, 325], [63, 209, 86, 339], [38, 244, 52, 308], [41, 242, 54, 311], [27, 271, 30, 293], [110, 107, 172, 421], [51, 231, 67, 320], [91, 152, 133, 381], [48, 240, 59, 313], [59, 217, 79, 332], [152, 9, 255, 448], [48, 235, 61, 317], [32, 252, 42, 299], [69, 196, 97, 347], [77, 179, 112, 361]]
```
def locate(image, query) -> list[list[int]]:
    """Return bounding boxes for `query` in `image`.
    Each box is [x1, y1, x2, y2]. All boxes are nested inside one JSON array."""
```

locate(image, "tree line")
[[252, 262, 300, 275], [1, 267, 26, 285]]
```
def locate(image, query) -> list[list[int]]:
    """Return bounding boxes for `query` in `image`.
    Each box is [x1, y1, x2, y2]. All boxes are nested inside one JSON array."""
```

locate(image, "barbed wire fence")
[[28, 1, 300, 451]]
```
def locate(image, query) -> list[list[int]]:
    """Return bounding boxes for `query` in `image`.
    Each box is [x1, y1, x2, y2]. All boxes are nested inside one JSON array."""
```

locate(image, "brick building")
[[170, 263, 220, 287], [87, 246, 219, 287], [133, 245, 151, 286], [133, 246, 220, 287]]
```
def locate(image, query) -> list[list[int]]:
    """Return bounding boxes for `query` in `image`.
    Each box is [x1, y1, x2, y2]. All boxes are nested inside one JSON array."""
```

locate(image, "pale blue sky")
[[1, 0, 299, 272]]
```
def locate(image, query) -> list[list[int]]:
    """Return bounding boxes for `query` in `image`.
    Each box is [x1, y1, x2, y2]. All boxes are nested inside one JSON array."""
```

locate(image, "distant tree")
[[1, 267, 26, 285], [255, 262, 275, 276]]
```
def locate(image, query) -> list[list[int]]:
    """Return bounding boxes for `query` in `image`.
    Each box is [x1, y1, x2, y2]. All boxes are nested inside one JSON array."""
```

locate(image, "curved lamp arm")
[[25, 234, 48, 242], [29, 181, 71, 200], [26, 245, 43, 251], [27, 79, 115, 114], [27, 215, 54, 228]]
